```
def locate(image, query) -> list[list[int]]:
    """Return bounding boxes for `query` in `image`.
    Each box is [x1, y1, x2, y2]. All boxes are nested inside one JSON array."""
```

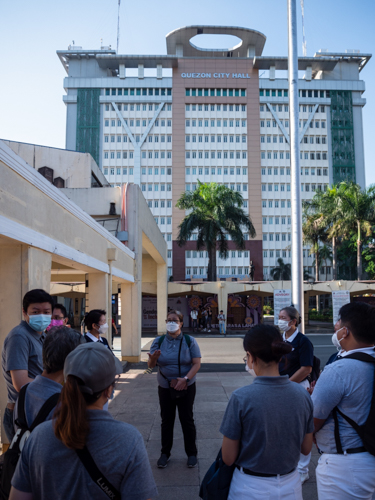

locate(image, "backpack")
[[309, 355, 321, 383], [332, 352, 375, 456], [158, 334, 192, 348], [0, 384, 60, 499]]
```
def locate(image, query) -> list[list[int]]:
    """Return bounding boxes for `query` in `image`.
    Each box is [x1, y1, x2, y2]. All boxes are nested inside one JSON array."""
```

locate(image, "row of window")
[[185, 88, 246, 97], [141, 167, 172, 175], [260, 105, 325, 114], [261, 136, 327, 145], [104, 88, 172, 96], [262, 167, 328, 176], [141, 184, 172, 192], [188, 233, 250, 241], [104, 135, 172, 143], [105, 119, 172, 127], [154, 217, 172, 225], [105, 104, 172, 112], [104, 151, 172, 159], [263, 233, 291, 242], [262, 200, 291, 209], [186, 267, 250, 276], [302, 136, 327, 144], [260, 151, 328, 161], [147, 200, 172, 208], [186, 119, 246, 128], [260, 105, 289, 113], [186, 250, 249, 259], [260, 89, 289, 97], [261, 183, 327, 193], [263, 267, 331, 276], [260, 120, 326, 129], [260, 89, 330, 98], [186, 135, 247, 143], [186, 151, 247, 159], [186, 167, 248, 176], [104, 167, 134, 175], [263, 250, 291, 259], [186, 183, 248, 192], [263, 217, 291, 225], [186, 104, 246, 112]]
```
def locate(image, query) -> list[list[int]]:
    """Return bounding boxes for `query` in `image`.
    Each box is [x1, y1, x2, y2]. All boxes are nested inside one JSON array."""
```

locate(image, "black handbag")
[[159, 337, 187, 400], [199, 449, 235, 500]]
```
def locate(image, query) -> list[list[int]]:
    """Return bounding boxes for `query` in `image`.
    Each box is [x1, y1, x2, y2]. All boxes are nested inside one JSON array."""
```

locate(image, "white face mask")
[[332, 326, 346, 349], [245, 357, 257, 377], [166, 322, 180, 333], [98, 323, 109, 335], [278, 319, 291, 332]]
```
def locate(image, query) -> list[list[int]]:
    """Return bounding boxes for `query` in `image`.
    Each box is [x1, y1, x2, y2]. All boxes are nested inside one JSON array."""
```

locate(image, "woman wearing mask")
[[278, 306, 314, 485], [9, 342, 157, 500], [84, 309, 112, 351], [147, 310, 201, 469], [220, 325, 313, 500]]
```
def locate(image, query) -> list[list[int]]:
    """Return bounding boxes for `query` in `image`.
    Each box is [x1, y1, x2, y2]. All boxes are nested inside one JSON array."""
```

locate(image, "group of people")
[[2, 288, 375, 500], [190, 306, 226, 333]]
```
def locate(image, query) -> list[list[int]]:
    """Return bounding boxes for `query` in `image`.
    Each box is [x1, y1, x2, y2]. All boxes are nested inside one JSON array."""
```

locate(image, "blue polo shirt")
[[279, 330, 314, 378]]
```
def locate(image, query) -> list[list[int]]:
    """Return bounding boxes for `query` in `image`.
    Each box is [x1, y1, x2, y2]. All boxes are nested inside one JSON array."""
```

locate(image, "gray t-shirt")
[[220, 376, 314, 474], [150, 334, 201, 389], [13, 375, 61, 431], [2, 321, 44, 403], [312, 349, 375, 453], [12, 410, 158, 500]]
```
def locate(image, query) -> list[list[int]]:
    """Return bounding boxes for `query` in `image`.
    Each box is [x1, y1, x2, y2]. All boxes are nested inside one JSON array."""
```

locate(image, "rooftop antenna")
[[117, 0, 121, 53], [300, 0, 307, 56]]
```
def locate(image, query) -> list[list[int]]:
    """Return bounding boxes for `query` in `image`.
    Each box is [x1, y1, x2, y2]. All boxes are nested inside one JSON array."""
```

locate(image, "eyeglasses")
[[243, 353, 250, 363], [52, 315, 65, 320]]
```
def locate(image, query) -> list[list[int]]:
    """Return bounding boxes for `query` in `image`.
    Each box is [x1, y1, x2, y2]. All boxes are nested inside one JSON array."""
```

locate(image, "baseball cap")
[[64, 342, 123, 395]]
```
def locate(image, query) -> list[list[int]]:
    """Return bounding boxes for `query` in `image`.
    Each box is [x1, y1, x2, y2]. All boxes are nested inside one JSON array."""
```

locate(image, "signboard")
[[332, 290, 350, 325], [142, 297, 157, 328], [181, 72, 251, 79], [273, 289, 292, 325]]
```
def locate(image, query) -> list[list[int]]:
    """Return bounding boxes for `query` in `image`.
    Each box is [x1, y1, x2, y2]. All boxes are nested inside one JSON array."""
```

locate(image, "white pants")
[[228, 467, 302, 500], [316, 452, 375, 500], [297, 378, 311, 474]]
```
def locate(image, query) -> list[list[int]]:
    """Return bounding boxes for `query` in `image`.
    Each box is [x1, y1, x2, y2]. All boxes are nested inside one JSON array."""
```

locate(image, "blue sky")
[[1, 0, 374, 184]]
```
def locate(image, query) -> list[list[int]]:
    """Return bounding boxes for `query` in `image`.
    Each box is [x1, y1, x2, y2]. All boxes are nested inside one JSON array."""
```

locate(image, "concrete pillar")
[[269, 66, 276, 81], [157, 264, 168, 336], [305, 66, 312, 81], [217, 283, 228, 331], [119, 64, 126, 79], [156, 64, 163, 79], [120, 281, 141, 362], [86, 273, 109, 340], [0, 245, 51, 444], [138, 64, 144, 79]]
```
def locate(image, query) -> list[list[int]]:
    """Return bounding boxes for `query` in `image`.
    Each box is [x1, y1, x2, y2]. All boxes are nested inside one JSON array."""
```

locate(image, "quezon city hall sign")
[[181, 72, 251, 79]]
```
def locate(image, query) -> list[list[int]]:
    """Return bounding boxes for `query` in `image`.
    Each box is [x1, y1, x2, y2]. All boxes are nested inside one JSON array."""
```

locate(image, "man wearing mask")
[[83, 309, 111, 351], [312, 302, 375, 499], [46, 304, 70, 331], [1, 289, 54, 442]]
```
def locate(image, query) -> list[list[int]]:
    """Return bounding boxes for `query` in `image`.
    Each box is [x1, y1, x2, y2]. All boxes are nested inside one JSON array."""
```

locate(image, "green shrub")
[[263, 305, 274, 315]]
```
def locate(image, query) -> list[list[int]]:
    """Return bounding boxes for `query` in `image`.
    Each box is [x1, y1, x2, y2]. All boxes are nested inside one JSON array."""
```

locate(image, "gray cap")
[[64, 342, 123, 394]]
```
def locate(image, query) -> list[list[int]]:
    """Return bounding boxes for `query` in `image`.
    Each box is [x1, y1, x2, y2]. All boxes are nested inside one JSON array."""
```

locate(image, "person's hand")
[[147, 350, 161, 368], [170, 379, 178, 388], [174, 378, 188, 391], [307, 380, 316, 395]]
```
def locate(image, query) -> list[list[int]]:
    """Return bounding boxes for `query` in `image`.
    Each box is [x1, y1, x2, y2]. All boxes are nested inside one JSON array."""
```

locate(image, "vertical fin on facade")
[[76, 88, 101, 165]]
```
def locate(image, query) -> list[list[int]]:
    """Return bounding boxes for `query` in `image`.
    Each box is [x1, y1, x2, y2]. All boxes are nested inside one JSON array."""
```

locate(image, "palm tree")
[[333, 182, 375, 280], [302, 212, 328, 282], [176, 182, 256, 281], [319, 244, 333, 281], [270, 258, 291, 280]]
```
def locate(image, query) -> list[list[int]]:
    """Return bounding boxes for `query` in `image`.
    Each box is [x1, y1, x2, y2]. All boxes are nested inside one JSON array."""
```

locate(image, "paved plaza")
[[108, 363, 319, 500]]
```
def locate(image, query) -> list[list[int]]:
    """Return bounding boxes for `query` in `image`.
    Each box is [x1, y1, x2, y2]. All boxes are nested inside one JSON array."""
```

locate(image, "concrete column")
[[86, 273, 109, 340], [269, 66, 276, 81], [217, 284, 228, 332], [119, 64, 126, 79], [156, 64, 163, 79], [157, 264, 168, 336], [120, 281, 141, 362], [0, 245, 51, 444], [138, 64, 144, 79]]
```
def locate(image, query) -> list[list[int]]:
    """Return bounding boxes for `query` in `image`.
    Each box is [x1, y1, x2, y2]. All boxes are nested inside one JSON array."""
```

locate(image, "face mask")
[[28, 314, 52, 332], [245, 362, 257, 377], [98, 323, 109, 335], [332, 327, 346, 349], [109, 387, 115, 400], [46, 319, 64, 331], [278, 319, 291, 332], [166, 322, 180, 333]]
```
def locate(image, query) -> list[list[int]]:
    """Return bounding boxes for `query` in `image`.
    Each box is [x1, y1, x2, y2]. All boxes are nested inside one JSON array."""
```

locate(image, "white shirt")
[[190, 310, 198, 319], [283, 328, 299, 343], [85, 332, 103, 343], [339, 346, 375, 358]]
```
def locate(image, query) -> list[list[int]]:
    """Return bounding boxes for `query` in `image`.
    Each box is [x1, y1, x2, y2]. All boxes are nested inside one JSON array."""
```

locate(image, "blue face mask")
[[28, 314, 52, 332]]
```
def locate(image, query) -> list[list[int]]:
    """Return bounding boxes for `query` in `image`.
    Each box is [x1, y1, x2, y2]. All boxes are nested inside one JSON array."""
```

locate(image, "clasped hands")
[[170, 378, 188, 391]]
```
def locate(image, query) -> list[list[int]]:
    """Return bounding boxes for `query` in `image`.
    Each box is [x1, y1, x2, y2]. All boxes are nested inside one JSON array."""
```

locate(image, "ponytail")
[[54, 375, 91, 449]]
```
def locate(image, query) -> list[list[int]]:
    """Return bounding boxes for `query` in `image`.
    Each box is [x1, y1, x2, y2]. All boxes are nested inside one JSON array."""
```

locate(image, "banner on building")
[[273, 289, 292, 325], [332, 290, 350, 325], [142, 297, 157, 328]]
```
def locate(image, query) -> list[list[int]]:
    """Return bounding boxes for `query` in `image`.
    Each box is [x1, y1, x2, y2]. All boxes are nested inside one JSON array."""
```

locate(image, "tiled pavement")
[[109, 368, 319, 500]]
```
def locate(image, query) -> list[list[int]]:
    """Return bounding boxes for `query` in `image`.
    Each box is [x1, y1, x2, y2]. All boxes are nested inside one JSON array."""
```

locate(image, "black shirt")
[[84, 334, 112, 352], [279, 331, 314, 378]]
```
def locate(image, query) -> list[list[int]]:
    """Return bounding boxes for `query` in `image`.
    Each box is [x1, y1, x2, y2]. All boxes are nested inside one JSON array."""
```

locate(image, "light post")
[[288, 0, 304, 325]]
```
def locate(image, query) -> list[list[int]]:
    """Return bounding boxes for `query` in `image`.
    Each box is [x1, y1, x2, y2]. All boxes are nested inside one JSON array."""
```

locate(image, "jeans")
[[158, 383, 197, 457], [3, 407, 15, 443], [192, 319, 198, 331], [207, 317, 212, 329], [219, 323, 226, 334]]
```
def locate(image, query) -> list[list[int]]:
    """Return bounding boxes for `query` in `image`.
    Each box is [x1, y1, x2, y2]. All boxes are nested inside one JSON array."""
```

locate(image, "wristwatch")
[[184, 376, 190, 382]]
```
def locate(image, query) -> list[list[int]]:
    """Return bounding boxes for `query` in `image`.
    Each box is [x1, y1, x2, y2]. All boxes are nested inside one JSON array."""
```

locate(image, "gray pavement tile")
[[194, 412, 224, 425], [150, 459, 200, 487], [195, 386, 228, 395], [303, 481, 319, 500], [197, 423, 223, 439], [147, 438, 188, 459], [196, 438, 222, 458], [198, 458, 215, 483], [149, 423, 184, 441], [155, 486, 200, 500], [195, 392, 229, 402], [194, 401, 230, 413]]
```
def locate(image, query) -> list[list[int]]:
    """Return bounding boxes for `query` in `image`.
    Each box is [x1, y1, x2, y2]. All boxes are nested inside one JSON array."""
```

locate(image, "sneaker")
[[208, 330, 211, 332], [299, 472, 309, 484], [202, 328, 206, 332], [157, 454, 170, 468], [187, 456, 198, 468]]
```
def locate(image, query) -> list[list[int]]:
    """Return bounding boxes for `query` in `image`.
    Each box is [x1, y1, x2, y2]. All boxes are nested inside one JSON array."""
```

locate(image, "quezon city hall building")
[[58, 26, 370, 282]]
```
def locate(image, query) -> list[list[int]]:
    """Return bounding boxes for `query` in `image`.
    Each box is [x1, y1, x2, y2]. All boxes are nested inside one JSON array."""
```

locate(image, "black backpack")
[[309, 355, 321, 383], [332, 352, 375, 456], [0, 384, 60, 499]]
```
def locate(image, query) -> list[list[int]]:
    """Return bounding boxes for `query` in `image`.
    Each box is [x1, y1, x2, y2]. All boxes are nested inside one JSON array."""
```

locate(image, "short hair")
[[43, 327, 83, 374], [53, 303, 68, 318], [280, 306, 302, 326], [84, 309, 106, 330], [243, 324, 292, 363], [23, 289, 54, 312], [339, 302, 375, 344], [167, 309, 183, 323]]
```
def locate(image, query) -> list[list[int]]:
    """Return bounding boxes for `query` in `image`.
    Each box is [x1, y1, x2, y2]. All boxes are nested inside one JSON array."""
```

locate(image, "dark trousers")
[[3, 407, 15, 442], [158, 383, 197, 457]]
